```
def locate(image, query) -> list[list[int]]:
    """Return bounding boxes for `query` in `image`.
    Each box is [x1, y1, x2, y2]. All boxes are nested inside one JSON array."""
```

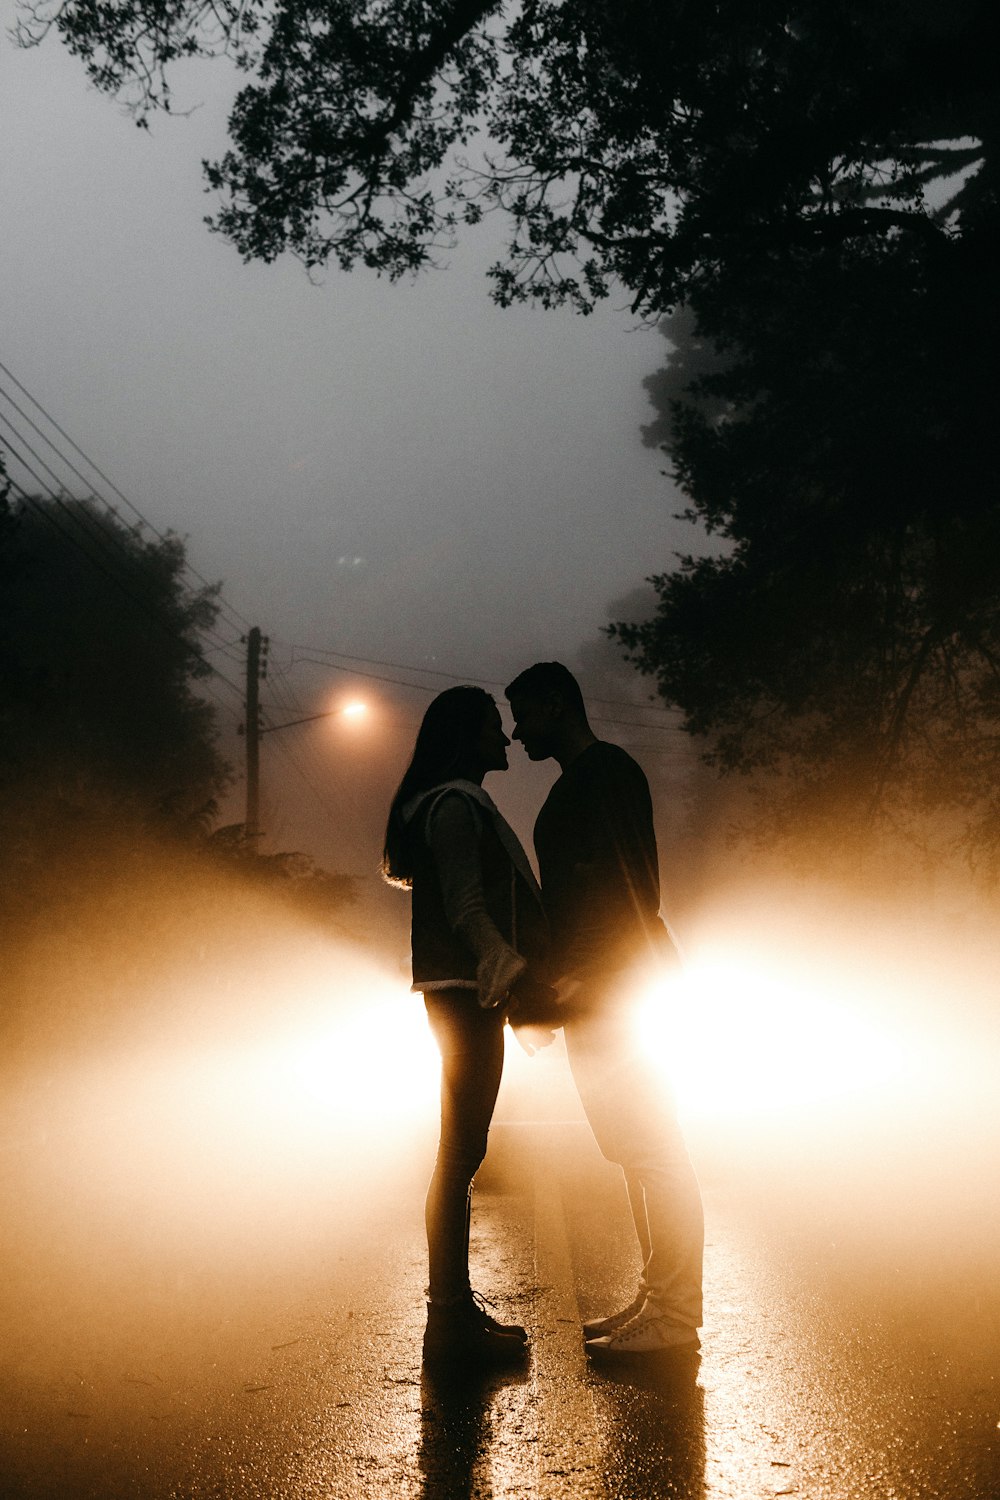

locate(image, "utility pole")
[[243, 626, 268, 843]]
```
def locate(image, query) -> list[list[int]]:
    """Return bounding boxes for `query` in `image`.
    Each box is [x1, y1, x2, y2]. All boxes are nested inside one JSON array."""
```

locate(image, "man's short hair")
[[505, 661, 587, 718]]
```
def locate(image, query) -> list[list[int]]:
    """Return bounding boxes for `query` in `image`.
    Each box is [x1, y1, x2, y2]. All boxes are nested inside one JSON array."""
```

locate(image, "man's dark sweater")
[[533, 740, 667, 980]]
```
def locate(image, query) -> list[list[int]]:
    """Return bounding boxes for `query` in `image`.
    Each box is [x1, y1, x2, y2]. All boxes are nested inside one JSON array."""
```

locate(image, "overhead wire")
[[0, 362, 686, 726], [0, 368, 248, 695], [4, 482, 243, 746], [0, 437, 245, 707], [0, 359, 251, 636], [260, 663, 351, 826], [282, 647, 685, 738], [0, 407, 68, 494], [281, 638, 682, 719], [270, 663, 695, 773], [269, 663, 375, 809], [1, 362, 699, 828], [263, 734, 342, 832], [0, 421, 177, 599], [0, 406, 246, 667]]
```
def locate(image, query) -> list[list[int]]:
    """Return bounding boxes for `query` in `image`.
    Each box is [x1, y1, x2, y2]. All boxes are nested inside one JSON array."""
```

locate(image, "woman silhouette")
[[383, 686, 551, 1363]]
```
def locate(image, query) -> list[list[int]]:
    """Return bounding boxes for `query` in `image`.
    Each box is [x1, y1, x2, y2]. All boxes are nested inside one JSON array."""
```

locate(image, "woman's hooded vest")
[[403, 780, 548, 990]]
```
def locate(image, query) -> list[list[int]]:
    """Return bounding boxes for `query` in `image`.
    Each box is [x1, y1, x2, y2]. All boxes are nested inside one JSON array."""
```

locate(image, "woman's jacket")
[[402, 780, 548, 1003]]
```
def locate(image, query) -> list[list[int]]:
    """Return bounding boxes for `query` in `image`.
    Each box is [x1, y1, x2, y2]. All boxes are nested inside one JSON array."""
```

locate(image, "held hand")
[[507, 971, 561, 1027], [511, 1023, 557, 1057], [476, 944, 527, 1010], [506, 969, 561, 1056], [554, 975, 583, 1007]]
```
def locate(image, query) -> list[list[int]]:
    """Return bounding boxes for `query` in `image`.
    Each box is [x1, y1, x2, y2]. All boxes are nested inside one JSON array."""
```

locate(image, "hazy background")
[[3, 2, 996, 1027], [0, 8, 706, 931], [4, 23, 1000, 1500]]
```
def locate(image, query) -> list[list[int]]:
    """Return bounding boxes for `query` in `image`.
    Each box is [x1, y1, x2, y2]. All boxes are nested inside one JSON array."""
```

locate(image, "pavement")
[[3, 1077, 1000, 1499]]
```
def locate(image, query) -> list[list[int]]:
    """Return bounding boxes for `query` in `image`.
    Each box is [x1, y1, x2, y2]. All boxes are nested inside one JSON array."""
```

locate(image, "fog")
[[3, 10, 1000, 1496], [4, 841, 999, 1490], [0, 9, 689, 683]]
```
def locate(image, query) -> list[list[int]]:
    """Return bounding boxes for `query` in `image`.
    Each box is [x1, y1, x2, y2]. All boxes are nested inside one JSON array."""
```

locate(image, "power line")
[[282, 638, 680, 717], [0, 360, 232, 602], [0, 366, 250, 691], [288, 652, 472, 699], [267, 664, 363, 801], [0, 359, 251, 635], [261, 664, 354, 826], [193, 678, 244, 721], [0, 362, 695, 770], [0, 407, 68, 494], [0, 423, 167, 597], [283, 647, 685, 734], [283, 640, 503, 685], [0, 411, 243, 668], [0, 448, 245, 703], [3, 466, 243, 743]]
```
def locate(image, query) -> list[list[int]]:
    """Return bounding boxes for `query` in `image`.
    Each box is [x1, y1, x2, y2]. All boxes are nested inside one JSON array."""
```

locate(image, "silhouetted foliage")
[[0, 495, 230, 884], [639, 310, 733, 455], [22, 1, 1000, 861], [613, 223, 1000, 865], [208, 823, 359, 934], [17, 1, 995, 311]]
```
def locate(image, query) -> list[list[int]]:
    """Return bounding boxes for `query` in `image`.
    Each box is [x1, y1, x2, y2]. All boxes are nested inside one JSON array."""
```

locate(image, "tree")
[[17, 1, 995, 310], [22, 0, 1000, 860], [207, 824, 360, 935], [612, 218, 1000, 864], [0, 494, 230, 852], [0, 491, 365, 1022]]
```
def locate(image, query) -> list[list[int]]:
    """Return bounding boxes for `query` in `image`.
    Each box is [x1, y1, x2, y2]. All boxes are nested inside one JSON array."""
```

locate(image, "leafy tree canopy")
[[0, 494, 230, 842], [20, 0, 1000, 866], [612, 208, 1000, 865], [17, 0, 996, 312]]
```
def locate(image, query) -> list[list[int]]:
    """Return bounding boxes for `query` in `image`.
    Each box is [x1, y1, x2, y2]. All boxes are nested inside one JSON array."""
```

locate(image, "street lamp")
[[246, 698, 369, 842], [259, 700, 368, 736]]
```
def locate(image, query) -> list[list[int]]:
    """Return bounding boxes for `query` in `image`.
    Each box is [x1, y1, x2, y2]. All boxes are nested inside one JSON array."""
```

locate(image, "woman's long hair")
[[382, 685, 495, 887]]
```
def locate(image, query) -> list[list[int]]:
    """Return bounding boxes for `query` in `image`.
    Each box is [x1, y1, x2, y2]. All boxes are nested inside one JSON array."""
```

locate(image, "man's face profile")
[[508, 693, 560, 761]]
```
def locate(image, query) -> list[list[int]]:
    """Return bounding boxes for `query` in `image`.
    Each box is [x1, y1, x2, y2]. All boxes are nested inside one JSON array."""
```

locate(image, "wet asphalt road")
[[3, 1091, 1000, 1498]]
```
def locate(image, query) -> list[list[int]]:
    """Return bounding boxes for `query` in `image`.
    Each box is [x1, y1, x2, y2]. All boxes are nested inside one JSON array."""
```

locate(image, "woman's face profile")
[[475, 704, 510, 775]]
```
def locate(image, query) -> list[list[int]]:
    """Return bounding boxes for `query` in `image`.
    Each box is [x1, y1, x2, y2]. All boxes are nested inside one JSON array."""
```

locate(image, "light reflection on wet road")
[[559, 1112, 1000, 1500], [3, 1086, 999, 1497]]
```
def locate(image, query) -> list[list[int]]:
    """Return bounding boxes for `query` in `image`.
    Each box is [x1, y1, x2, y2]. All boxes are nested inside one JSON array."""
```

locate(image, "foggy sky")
[[0, 11, 698, 880]]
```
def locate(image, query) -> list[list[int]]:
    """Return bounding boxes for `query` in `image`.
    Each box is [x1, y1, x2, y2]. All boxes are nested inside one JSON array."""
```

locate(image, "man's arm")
[[562, 750, 663, 976]]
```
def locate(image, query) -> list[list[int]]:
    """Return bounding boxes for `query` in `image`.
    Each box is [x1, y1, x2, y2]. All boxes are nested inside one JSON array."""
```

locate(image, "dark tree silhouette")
[[0, 494, 230, 847], [613, 226, 1000, 864], [16, 1, 996, 310], [0, 490, 361, 1014], [639, 310, 733, 455], [21, 0, 1000, 861]]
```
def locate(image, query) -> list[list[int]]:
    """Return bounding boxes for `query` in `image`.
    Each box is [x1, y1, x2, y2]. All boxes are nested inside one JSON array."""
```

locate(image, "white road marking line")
[[532, 1162, 607, 1499]]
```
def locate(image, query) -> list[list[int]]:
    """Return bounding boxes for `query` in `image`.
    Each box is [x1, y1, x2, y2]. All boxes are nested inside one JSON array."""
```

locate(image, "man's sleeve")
[[586, 753, 661, 919]]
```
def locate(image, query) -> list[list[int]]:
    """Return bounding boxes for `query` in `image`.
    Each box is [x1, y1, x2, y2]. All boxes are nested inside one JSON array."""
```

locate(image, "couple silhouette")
[[383, 661, 704, 1365]]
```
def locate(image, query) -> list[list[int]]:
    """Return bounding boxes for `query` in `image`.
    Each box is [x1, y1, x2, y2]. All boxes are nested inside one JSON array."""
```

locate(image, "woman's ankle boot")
[[422, 1298, 529, 1365]]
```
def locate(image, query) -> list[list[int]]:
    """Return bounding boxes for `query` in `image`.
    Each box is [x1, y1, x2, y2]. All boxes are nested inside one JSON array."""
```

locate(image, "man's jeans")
[[564, 988, 704, 1329]]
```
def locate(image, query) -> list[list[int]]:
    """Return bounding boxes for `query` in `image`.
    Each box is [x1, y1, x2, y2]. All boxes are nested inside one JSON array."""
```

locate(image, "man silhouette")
[[505, 661, 704, 1355]]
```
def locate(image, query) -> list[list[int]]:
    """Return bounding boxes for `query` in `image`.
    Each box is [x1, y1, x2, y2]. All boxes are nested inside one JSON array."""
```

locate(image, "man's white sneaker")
[[581, 1290, 647, 1341], [585, 1304, 700, 1356]]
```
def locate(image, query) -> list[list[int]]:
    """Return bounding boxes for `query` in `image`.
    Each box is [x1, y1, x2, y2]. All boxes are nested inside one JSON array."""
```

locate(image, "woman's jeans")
[[423, 989, 505, 1304]]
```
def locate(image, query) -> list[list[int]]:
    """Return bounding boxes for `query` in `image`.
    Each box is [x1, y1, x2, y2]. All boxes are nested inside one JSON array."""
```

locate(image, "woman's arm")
[[426, 792, 526, 1007]]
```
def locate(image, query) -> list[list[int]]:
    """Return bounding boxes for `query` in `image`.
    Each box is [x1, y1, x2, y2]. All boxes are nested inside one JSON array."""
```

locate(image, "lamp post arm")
[[259, 709, 340, 735]]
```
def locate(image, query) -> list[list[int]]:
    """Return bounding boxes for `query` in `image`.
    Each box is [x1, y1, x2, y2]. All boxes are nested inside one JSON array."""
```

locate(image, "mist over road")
[[3, 1024, 998, 1500]]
